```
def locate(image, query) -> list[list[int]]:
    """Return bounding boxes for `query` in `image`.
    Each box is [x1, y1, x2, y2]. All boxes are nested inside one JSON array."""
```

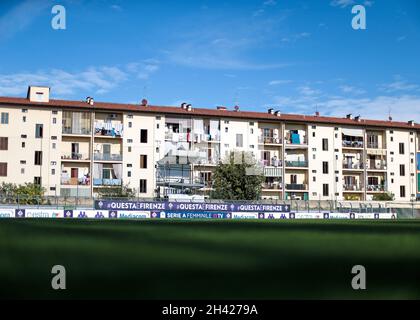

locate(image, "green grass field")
[[1, 219, 420, 299]]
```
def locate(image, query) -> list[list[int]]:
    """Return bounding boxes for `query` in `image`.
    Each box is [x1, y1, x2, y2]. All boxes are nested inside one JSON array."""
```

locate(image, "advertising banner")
[[94, 200, 290, 213], [0, 209, 14, 218]]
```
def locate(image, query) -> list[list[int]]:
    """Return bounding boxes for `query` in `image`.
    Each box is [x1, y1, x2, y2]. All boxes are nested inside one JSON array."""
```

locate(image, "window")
[[20, 160, 26, 164], [21, 134, 27, 139], [312, 132, 315, 138], [399, 143, 405, 155], [0, 137, 8, 150], [250, 128, 254, 134], [322, 161, 329, 174], [22, 109, 28, 113], [140, 129, 148, 143], [225, 127, 228, 133], [128, 146, 132, 152], [127, 171, 132, 177], [34, 177, 41, 186], [52, 110, 58, 115], [323, 184, 329, 197], [139, 179, 147, 193], [51, 161, 57, 166], [127, 139, 133, 143], [34, 151, 43, 165], [52, 143, 56, 149], [21, 168, 25, 174], [0, 163, 7, 176], [290, 175, 297, 184], [51, 136, 57, 140], [50, 187, 56, 191], [21, 142, 25, 148], [400, 186, 406, 198], [127, 164, 133, 168], [390, 137, 393, 142], [128, 122, 132, 128], [313, 176, 316, 182], [157, 124, 160, 129], [322, 138, 328, 151], [22, 116, 26, 123], [52, 118, 57, 124], [51, 169, 56, 175], [35, 124, 43, 138], [1, 112, 9, 124], [400, 164, 405, 176], [140, 155, 148, 169], [236, 134, 243, 148]]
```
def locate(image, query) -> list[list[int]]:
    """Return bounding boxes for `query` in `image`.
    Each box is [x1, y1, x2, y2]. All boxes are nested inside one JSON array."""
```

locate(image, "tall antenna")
[[388, 106, 392, 121]]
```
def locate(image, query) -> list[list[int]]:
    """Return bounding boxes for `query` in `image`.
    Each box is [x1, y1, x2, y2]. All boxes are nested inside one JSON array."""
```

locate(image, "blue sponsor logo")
[[77, 211, 88, 219], [108, 211, 118, 219], [95, 212, 105, 219], [64, 210, 73, 218], [15, 209, 25, 218]]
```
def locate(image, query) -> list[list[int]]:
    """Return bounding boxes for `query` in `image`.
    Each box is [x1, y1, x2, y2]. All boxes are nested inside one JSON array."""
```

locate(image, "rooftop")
[[0, 95, 419, 130]]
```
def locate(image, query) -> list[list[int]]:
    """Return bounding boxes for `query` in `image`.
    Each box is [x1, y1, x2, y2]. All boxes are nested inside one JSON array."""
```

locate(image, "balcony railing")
[[93, 179, 122, 186], [367, 184, 385, 192], [62, 127, 91, 135], [285, 135, 307, 145], [367, 163, 387, 170], [367, 142, 381, 149], [61, 153, 90, 161], [343, 162, 364, 169], [285, 184, 307, 191], [342, 140, 364, 148], [262, 182, 282, 190], [285, 160, 308, 168], [61, 177, 91, 186], [94, 122, 123, 137], [343, 184, 363, 191], [258, 136, 282, 144], [94, 153, 122, 161], [263, 166, 283, 177], [260, 159, 282, 167]]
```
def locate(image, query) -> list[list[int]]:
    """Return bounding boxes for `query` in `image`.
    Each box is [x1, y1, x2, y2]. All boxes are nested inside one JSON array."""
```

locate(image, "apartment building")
[[0, 86, 419, 202]]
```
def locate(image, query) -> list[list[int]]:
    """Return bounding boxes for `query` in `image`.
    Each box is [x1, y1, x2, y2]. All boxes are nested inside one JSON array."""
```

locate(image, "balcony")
[[262, 182, 282, 190], [263, 166, 282, 177], [94, 153, 122, 162], [62, 127, 91, 135], [165, 132, 191, 142], [343, 184, 363, 191], [93, 178, 122, 186], [342, 140, 364, 148], [94, 122, 123, 137], [367, 184, 385, 192], [343, 162, 364, 170], [260, 159, 282, 167], [285, 135, 307, 145], [61, 153, 90, 161], [285, 160, 308, 168], [258, 136, 282, 145], [286, 184, 307, 191], [61, 177, 91, 186], [367, 162, 387, 170]]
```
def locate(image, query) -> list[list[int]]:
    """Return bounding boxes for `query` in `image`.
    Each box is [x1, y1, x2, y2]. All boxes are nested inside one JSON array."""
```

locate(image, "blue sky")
[[0, 0, 420, 121]]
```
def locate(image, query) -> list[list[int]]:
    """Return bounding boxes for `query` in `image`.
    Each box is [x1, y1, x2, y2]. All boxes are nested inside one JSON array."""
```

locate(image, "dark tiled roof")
[[0, 96, 419, 130]]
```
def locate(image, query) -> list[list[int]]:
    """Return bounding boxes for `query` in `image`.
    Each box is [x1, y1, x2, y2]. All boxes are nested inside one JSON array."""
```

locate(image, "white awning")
[[342, 128, 364, 137]]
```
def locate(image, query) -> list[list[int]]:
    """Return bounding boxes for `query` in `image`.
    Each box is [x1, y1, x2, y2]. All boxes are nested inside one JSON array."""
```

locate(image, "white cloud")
[[330, 0, 355, 8], [269, 80, 293, 86], [0, 0, 53, 40], [298, 86, 321, 96], [0, 61, 160, 97], [110, 4, 122, 11], [263, 0, 277, 6], [380, 77, 419, 93], [339, 85, 366, 95], [272, 93, 420, 122], [281, 32, 311, 43]]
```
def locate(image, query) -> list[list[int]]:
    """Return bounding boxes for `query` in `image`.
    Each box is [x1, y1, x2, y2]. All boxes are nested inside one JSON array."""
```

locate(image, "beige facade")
[[0, 86, 419, 202]]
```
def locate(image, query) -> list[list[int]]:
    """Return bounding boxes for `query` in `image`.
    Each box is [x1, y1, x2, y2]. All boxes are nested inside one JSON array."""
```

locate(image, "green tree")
[[373, 192, 395, 201], [98, 183, 135, 198], [211, 151, 264, 200]]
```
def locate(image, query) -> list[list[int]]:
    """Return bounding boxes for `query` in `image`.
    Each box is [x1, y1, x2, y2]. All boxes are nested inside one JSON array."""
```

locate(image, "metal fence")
[[1, 193, 419, 217]]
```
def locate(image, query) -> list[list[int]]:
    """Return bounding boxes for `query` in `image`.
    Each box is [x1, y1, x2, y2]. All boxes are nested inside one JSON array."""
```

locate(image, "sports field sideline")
[[1, 219, 419, 299]]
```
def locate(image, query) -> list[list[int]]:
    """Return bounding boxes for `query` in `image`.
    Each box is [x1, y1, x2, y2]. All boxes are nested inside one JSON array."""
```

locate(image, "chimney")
[[268, 108, 275, 115], [354, 115, 361, 122], [388, 116, 393, 121], [181, 102, 187, 109], [27, 86, 50, 103], [186, 104, 192, 111], [141, 99, 148, 107], [234, 105, 240, 112], [217, 106, 227, 111], [86, 97, 94, 106], [315, 111, 320, 117], [275, 111, 281, 117], [408, 120, 415, 126]]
